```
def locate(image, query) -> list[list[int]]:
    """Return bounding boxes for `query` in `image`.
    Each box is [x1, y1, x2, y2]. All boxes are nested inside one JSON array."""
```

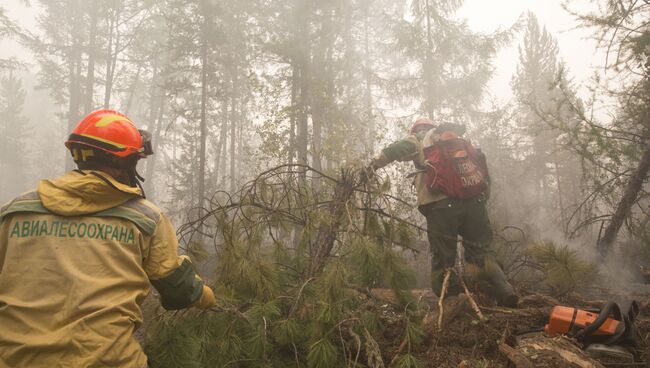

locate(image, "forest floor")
[[364, 288, 650, 367]]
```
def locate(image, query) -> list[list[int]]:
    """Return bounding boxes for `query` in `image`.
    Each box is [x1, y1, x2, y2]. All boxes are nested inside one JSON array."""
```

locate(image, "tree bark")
[[363, 11, 374, 155], [123, 63, 142, 115], [103, 7, 120, 108], [143, 58, 165, 198], [83, 0, 98, 114], [309, 10, 330, 191], [308, 168, 357, 277], [214, 87, 229, 185], [552, 140, 567, 231], [295, 0, 310, 174], [230, 77, 237, 193], [198, 13, 209, 211], [423, 0, 435, 119], [598, 140, 650, 259], [289, 64, 297, 165], [65, 3, 83, 172]]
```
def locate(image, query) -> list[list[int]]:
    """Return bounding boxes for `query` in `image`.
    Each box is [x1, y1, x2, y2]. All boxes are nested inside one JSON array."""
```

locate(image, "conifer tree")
[[510, 13, 584, 234], [0, 73, 29, 201], [388, 0, 511, 120], [0, 7, 23, 71], [559, 0, 650, 258]]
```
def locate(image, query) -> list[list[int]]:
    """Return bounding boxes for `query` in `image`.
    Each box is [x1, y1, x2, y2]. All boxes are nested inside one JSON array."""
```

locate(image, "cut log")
[[498, 342, 534, 368], [516, 335, 605, 368]]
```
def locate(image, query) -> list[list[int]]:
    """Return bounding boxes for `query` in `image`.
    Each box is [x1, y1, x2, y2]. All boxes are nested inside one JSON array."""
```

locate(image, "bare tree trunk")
[[215, 91, 229, 185], [143, 60, 165, 198], [103, 8, 120, 108], [65, 7, 83, 172], [309, 5, 335, 191], [123, 63, 142, 115], [423, 0, 435, 119], [83, 0, 98, 114], [143, 99, 165, 198], [237, 100, 244, 186], [230, 73, 237, 192], [219, 84, 230, 188], [598, 140, 650, 259], [198, 10, 209, 211], [552, 141, 567, 231], [289, 63, 297, 165], [363, 12, 374, 155], [295, 0, 310, 174], [214, 91, 229, 183]]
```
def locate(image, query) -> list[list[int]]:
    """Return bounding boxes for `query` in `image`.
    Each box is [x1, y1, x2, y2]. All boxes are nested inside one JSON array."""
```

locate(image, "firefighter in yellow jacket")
[[0, 109, 216, 368]]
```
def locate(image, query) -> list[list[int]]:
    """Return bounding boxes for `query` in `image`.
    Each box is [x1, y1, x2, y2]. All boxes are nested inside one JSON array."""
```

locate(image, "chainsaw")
[[543, 300, 640, 362]]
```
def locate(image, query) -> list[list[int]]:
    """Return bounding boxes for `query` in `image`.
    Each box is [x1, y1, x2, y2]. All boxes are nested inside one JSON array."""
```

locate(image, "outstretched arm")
[[370, 136, 420, 170], [144, 214, 216, 310]]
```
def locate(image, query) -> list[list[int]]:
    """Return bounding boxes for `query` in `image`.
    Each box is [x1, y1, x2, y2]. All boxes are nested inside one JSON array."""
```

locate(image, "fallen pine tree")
[[141, 165, 650, 367]]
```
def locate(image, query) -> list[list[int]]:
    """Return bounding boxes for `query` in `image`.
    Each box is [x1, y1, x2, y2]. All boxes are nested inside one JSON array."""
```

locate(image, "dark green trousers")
[[419, 197, 493, 296]]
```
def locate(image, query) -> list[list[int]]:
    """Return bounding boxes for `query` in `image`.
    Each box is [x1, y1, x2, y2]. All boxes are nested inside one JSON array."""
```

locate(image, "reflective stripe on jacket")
[[0, 170, 204, 368]]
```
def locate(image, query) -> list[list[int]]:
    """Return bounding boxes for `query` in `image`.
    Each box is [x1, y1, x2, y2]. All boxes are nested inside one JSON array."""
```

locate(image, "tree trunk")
[[143, 98, 165, 199], [289, 63, 297, 165], [83, 0, 98, 114], [423, 0, 435, 119], [309, 5, 335, 191], [598, 140, 650, 259], [214, 90, 228, 184], [552, 140, 567, 231], [103, 8, 120, 108], [363, 12, 374, 155], [295, 0, 310, 173], [219, 81, 230, 188], [230, 73, 237, 193], [198, 10, 209, 211], [143, 60, 165, 198], [123, 63, 142, 115], [65, 10, 83, 172], [237, 99, 244, 186]]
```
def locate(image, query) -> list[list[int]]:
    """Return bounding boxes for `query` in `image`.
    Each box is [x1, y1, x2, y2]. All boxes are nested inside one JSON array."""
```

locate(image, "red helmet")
[[65, 109, 152, 158], [410, 118, 435, 134]]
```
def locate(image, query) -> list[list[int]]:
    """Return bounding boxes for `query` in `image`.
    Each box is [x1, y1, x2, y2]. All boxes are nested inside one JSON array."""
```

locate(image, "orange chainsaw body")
[[544, 306, 620, 336]]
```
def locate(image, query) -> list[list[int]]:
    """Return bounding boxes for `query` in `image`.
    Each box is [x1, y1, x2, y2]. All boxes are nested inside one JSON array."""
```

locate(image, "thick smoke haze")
[[0, 0, 648, 290]]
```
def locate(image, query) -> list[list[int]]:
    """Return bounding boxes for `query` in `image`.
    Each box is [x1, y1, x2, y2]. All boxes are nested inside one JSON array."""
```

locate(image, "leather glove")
[[192, 285, 216, 308]]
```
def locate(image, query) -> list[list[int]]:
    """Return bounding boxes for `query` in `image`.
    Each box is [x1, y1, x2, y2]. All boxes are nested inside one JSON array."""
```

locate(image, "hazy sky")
[[458, 0, 602, 102], [1, 0, 604, 102]]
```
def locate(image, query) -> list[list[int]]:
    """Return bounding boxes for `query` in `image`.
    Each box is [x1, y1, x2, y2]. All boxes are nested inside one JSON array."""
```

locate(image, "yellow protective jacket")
[[0, 170, 209, 368]]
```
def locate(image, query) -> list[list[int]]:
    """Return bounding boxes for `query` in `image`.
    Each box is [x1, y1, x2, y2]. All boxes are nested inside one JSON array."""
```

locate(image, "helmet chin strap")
[[127, 166, 147, 198]]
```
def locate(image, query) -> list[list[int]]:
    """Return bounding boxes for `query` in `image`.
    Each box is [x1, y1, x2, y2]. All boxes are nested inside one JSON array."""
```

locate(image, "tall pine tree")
[[0, 73, 29, 201]]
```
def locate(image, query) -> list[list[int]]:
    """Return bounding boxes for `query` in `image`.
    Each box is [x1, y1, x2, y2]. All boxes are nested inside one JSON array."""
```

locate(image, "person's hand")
[[358, 163, 377, 183], [192, 285, 216, 308]]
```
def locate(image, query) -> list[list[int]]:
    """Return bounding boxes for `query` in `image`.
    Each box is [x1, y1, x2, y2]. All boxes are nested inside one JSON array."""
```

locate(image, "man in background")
[[368, 118, 517, 307]]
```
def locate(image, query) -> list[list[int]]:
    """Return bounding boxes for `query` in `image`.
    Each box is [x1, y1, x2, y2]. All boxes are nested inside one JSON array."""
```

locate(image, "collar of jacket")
[[37, 170, 143, 216]]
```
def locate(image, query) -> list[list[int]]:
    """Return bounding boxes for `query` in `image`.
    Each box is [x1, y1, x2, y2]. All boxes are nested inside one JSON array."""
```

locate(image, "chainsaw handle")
[[576, 301, 622, 341]]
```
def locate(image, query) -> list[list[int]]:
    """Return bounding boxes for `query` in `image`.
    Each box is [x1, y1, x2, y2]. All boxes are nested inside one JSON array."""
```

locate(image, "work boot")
[[483, 259, 518, 308]]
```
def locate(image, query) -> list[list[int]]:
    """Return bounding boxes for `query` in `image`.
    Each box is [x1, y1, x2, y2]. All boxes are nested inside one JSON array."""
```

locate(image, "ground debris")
[[360, 290, 650, 367], [516, 335, 605, 368]]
